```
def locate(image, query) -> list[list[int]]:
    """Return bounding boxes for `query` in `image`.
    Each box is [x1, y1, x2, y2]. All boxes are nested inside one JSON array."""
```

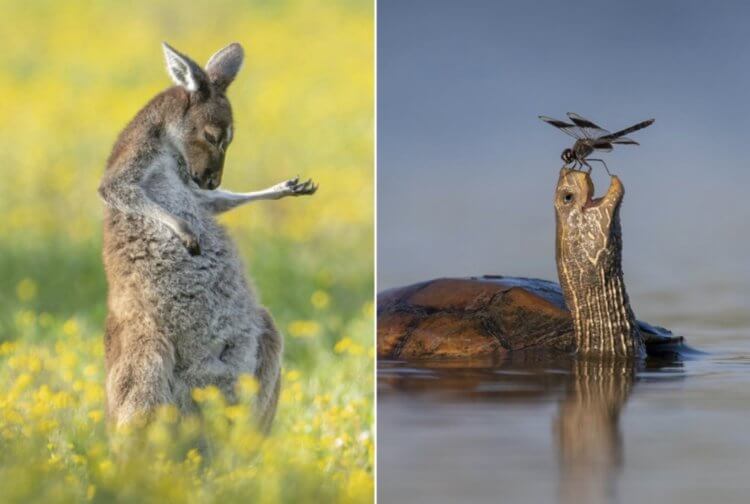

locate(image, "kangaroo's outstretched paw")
[[284, 176, 318, 196]]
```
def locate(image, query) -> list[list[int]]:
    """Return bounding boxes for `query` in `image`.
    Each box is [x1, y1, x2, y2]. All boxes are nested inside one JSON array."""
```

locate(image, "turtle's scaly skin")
[[554, 170, 643, 357]]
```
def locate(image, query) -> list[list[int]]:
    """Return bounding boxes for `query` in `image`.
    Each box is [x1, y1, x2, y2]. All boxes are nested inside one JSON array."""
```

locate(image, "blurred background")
[[378, 1, 750, 503], [0, 0, 373, 501], [378, 0, 749, 323]]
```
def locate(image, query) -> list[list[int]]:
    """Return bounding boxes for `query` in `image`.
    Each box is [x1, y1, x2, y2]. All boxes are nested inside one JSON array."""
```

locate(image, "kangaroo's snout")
[[203, 174, 220, 190], [192, 172, 217, 190], [192, 161, 223, 190]]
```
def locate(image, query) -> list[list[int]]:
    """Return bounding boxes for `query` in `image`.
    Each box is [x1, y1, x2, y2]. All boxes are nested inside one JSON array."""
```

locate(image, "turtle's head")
[[554, 168, 643, 357], [554, 168, 624, 267]]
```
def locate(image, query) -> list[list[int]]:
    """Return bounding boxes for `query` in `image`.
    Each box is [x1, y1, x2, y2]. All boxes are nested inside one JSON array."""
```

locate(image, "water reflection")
[[378, 353, 684, 503], [555, 358, 633, 504]]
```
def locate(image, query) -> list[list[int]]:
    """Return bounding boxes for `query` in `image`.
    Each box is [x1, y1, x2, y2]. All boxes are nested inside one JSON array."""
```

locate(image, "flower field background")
[[0, 0, 373, 502]]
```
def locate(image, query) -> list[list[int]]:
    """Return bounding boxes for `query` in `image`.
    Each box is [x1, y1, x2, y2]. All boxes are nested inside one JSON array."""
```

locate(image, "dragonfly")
[[539, 113, 654, 175]]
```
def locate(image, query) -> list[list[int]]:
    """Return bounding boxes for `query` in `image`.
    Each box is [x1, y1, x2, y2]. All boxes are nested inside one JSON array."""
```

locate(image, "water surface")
[[378, 302, 750, 503]]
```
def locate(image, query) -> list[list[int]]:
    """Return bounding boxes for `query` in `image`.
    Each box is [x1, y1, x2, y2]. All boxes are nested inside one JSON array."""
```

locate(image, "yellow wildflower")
[[334, 337, 353, 353], [237, 374, 259, 396], [62, 319, 79, 337], [287, 320, 321, 338], [16, 278, 37, 302], [285, 369, 301, 382], [88, 410, 103, 423], [311, 290, 330, 309]]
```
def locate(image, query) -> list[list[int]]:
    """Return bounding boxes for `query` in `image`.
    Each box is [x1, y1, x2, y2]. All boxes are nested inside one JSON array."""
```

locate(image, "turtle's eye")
[[563, 193, 574, 204]]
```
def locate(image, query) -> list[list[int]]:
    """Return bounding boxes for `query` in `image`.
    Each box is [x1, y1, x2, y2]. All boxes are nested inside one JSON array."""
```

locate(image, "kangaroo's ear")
[[162, 42, 209, 93], [205, 43, 244, 92]]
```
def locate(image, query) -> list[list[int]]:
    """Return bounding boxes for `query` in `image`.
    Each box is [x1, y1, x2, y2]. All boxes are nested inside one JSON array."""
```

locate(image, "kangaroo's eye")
[[563, 193, 574, 204], [204, 131, 219, 145]]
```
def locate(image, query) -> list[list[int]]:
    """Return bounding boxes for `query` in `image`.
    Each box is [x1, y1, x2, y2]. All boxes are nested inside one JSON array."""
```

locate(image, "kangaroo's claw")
[[285, 176, 300, 188], [183, 234, 201, 256], [285, 177, 318, 196], [176, 221, 201, 256]]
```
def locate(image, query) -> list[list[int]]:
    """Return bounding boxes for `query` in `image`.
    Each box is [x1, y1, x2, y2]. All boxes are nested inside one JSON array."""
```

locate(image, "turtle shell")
[[378, 275, 684, 360]]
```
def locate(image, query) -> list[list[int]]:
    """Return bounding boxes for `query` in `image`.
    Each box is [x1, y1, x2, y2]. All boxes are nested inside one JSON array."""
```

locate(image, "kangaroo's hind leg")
[[105, 317, 177, 427], [254, 308, 283, 434]]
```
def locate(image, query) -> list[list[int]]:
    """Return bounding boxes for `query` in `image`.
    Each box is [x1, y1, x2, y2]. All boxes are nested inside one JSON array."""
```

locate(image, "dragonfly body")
[[568, 140, 595, 165], [540, 113, 654, 174]]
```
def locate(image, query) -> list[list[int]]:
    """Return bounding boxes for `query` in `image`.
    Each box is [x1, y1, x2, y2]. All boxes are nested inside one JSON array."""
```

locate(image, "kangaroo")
[[99, 42, 317, 432]]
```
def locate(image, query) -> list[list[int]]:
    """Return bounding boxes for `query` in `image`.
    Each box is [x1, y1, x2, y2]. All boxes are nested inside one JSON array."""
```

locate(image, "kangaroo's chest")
[[147, 162, 204, 227], [106, 156, 256, 343]]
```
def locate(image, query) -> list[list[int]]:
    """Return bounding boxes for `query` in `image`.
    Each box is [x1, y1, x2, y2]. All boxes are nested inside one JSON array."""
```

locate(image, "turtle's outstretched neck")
[[554, 169, 645, 358]]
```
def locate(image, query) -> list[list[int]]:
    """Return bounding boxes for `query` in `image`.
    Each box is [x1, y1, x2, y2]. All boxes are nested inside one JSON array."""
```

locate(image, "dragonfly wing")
[[600, 119, 655, 140], [566, 112, 611, 139], [592, 140, 613, 152], [610, 137, 639, 145], [539, 116, 585, 140]]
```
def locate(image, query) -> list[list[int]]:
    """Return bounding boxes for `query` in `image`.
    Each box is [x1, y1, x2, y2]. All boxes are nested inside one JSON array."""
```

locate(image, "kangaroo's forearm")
[[196, 188, 283, 214], [196, 177, 318, 215], [99, 167, 192, 239]]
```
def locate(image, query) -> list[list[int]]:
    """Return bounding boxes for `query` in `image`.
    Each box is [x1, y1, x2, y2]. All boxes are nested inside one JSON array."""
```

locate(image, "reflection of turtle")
[[378, 168, 687, 360], [378, 356, 671, 504]]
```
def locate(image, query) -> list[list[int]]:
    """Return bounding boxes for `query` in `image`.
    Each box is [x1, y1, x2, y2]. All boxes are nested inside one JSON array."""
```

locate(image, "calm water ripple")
[[378, 327, 750, 504]]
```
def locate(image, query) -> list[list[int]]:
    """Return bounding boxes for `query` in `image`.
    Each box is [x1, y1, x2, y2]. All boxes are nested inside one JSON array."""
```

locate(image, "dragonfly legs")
[[582, 158, 612, 176], [568, 160, 583, 171], [570, 159, 588, 173]]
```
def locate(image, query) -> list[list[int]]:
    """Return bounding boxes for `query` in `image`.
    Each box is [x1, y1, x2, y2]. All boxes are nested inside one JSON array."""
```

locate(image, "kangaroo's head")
[[162, 42, 244, 190]]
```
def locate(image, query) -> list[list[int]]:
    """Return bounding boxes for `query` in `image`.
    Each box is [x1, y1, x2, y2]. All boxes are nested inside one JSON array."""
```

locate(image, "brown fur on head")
[[162, 42, 244, 189]]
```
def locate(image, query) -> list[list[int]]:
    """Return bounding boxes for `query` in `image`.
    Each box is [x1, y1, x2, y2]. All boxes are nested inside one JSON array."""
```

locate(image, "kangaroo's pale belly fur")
[[103, 157, 269, 424]]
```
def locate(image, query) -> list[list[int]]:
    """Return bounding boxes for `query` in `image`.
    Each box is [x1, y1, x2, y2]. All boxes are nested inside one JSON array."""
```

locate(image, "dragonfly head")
[[561, 148, 575, 165]]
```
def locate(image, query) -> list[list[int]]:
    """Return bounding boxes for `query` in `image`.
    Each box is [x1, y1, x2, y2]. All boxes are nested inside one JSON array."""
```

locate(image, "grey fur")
[[205, 43, 244, 91], [99, 43, 317, 430]]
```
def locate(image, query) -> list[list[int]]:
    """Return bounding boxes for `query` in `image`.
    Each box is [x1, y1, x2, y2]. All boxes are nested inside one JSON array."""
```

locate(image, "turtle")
[[378, 168, 688, 360]]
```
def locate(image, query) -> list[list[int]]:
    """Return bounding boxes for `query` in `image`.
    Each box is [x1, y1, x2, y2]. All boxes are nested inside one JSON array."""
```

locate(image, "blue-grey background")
[[378, 0, 750, 305]]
